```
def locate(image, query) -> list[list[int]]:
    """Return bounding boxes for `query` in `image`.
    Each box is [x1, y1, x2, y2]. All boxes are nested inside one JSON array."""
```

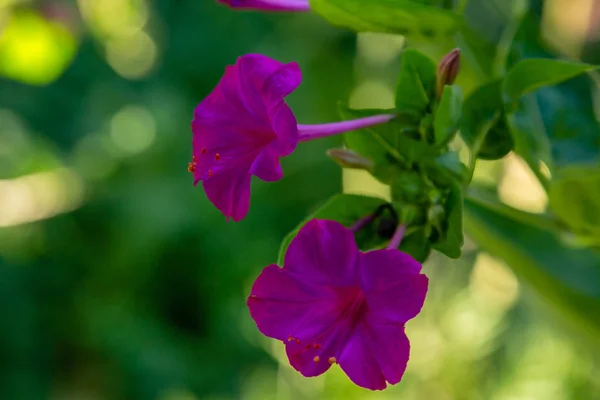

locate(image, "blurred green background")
[[1, 0, 600, 399]]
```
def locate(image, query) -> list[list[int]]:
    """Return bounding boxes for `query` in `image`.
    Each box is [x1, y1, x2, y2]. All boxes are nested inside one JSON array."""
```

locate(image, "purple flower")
[[191, 54, 395, 221], [247, 219, 428, 390], [191, 54, 301, 221], [217, 0, 311, 12]]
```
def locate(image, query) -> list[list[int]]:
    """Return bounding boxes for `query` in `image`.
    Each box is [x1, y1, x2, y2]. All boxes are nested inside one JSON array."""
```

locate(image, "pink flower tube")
[[218, 0, 311, 12]]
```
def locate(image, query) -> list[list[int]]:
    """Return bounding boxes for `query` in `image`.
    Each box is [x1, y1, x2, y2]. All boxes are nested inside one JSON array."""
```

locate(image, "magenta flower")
[[217, 0, 310, 12], [247, 219, 428, 390], [191, 54, 395, 221]]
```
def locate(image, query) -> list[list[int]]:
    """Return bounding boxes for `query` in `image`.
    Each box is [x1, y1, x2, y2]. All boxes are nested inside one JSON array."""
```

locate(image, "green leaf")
[[309, 0, 460, 40], [434, 85, 462, 146], [431, 180, 463, 258], [504, 94, 552, 187], [395, 49, 437, 114], [503, 59, 598, 106], [504, 11, 600, 175], [461, 80, 513, 160], [549, 165, 600, 240], [277, 194, 388, 265], [464, 192, 600, 346]]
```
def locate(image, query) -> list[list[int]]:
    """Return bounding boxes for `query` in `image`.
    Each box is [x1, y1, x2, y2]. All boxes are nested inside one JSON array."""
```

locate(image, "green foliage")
[[337, 47, 467, 261], [461, 80, 513, 160], [503, 11, 600, 179], [503, 59, 598, 106], [395, 49, 437, 113], [309, 0, 460, 40]]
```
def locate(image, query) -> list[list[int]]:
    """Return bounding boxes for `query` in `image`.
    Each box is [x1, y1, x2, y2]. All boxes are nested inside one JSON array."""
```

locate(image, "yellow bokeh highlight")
[[499, 154, 548, 213], [0, 168, 85, 227], [0, 10, 77, 85], [106, 30, 157, 79], [76, 0, 157, 79], [77, 0, 148, 39]]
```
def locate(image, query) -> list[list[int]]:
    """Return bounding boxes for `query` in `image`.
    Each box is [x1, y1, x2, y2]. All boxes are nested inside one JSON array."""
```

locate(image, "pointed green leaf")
[[504, 59, 598, 105], [395, 49, 437, 113], [502, 12, 600, 179], [461, 79, 513, 160], [504, 94, 552, 187]]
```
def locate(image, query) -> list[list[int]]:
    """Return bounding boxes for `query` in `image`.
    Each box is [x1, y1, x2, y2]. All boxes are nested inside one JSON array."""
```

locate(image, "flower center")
[[287, 286, 367, 365], [344, 288, 367, 326]]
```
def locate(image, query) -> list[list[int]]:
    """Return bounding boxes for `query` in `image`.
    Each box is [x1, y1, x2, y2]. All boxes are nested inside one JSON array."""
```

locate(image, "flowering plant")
[[192, 0, 600, 391]]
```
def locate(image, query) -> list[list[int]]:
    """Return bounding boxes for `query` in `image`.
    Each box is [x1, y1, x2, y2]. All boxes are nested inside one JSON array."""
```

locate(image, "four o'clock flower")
[[191, 54, 395, 221], [217, 0, 310, 12], [247, 219, 428, 390]]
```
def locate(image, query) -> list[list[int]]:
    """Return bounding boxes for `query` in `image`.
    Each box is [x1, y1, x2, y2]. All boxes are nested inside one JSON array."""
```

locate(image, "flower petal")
[[284, 219, 359, 287], [338, 321, 387, 390], [359, 249, 422, 293], [236, 54, 288, 120], [269, 101, 298, 156], [250, 145, 284, 182], [261, 61, 302, 105], [202, 168, 251, 222], [367, 274, 428, 325], [285, 329, 342, 377], [248, 264, 325, 340], [360, 250, 428, 325], [361, 319, 411, 386]]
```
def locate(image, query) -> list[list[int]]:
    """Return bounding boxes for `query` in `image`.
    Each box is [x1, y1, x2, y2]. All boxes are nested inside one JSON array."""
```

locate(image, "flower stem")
[[387, 223, 407, 249], [297, 114, 396, 142]]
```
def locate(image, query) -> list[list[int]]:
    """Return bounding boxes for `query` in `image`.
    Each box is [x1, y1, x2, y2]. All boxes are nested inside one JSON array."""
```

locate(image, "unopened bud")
[[326, 148, 374, 170], [437, 48, 461, 97]]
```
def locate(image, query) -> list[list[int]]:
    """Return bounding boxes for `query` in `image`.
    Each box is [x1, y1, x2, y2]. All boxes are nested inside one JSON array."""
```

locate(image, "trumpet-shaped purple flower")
[[191, 54, 394, 221], [247, 219, 428, 390], [218, 0, 310, 12]]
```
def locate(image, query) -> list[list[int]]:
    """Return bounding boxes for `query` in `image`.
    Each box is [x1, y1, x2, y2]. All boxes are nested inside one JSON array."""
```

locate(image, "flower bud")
[[437, 48, 461, 97], [326, 148, 374, 170]]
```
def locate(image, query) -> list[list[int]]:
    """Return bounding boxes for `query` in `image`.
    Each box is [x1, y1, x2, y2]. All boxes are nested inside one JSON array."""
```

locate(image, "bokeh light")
[[0, 10, 77, 85]]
